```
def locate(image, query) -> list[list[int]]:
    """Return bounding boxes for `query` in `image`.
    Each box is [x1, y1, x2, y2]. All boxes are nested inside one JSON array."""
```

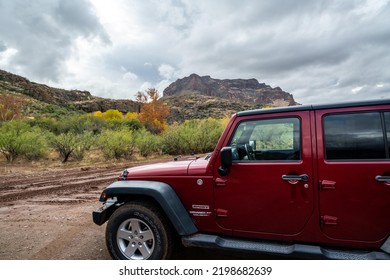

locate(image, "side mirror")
[[218, 147, 232, 176]]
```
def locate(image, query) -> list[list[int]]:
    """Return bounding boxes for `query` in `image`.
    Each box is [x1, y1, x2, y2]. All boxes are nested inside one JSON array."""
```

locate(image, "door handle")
[[375, 175, 390, 183], [215, 178, 227, 187], [282, 174, 309, 182]]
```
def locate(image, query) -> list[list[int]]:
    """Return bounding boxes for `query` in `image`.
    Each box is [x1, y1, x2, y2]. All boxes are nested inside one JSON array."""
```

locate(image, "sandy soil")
[[0, 161, 283, 260]]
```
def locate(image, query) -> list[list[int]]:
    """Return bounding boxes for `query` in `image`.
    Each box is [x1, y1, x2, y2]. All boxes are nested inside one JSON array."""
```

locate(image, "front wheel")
[[106, 202, 173, 260]]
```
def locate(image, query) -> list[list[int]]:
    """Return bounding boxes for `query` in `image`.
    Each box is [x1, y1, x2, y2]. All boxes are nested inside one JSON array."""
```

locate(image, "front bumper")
[[92, 199, 117, 226]]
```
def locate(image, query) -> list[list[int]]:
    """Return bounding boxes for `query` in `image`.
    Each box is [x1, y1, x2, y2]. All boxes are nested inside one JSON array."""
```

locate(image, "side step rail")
[[182, 234, 390, 260]]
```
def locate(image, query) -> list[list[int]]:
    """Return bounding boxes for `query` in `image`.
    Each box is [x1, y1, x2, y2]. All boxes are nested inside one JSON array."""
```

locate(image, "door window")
[[323, 112, 386, 160], [229, 117, 301, 161], [385, 112, 390, 157]]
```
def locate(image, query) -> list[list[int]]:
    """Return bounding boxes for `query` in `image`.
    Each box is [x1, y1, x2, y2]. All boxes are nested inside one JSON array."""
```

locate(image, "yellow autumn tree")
[[101, 109, 123, 120], [93, 109, 123, 120], [137, 88, 169, 134], [125, 112, 139, 120], [92, 111, 103, 118]]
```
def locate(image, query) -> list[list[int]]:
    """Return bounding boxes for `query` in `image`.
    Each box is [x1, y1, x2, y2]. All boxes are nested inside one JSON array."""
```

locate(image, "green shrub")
[[135, 129, 161, 158], [28, 117, 58, 133], [161, 118, 224, 155], [50, 131, 95, 162], [97, 129, 136, 160], [21, 129, 49, 160], [189, 118, 224, 153], [161, 124, 189, 155], [70, 115, 105, 135], [55, 115, 101, 134], [105, 119, 142, 131], [70, 132, 96, 161], [0, 120, 49, 162]]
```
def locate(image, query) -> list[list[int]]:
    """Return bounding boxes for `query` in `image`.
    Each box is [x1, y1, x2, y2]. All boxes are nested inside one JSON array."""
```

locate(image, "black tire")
[[106, 201, 173, 260]]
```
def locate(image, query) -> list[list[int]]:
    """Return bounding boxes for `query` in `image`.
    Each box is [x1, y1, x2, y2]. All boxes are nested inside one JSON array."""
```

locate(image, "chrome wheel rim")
[[116, 218, 155, 260]]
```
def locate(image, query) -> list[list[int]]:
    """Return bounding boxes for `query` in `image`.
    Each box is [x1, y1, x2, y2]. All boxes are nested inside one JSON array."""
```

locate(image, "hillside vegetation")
[[1, 88, 226, 163], [0, 113, 227, 164], [0, 69, 296, 165]]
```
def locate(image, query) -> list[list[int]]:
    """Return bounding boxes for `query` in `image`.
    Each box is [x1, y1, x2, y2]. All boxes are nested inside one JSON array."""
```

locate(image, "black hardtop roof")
[[236, 98, 390, 117]]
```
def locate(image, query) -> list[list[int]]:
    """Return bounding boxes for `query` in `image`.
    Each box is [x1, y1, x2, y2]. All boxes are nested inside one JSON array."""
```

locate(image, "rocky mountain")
[[163, 93, 260, 123], [1, 69, 297, 122], [163, 73, 298, 107], [0, 69, 138, 114]]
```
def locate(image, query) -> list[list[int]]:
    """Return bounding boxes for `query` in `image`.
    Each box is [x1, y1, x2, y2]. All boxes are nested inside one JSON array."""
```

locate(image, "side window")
[[323, 112, 386, 160], [229, 117, 300, 161], [385, 112, 390, 157]]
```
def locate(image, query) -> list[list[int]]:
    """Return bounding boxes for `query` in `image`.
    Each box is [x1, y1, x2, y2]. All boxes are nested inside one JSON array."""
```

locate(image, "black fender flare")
[[100, 180, 198, 236]]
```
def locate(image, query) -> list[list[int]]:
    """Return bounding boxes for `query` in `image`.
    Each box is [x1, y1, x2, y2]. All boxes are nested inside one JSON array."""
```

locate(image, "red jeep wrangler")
[[93, 99, 390, 260]]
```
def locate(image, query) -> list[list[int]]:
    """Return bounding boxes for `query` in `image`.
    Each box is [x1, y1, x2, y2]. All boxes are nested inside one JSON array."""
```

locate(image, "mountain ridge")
[[0, 69, 139, 114], [1, 69, 298, 122], [161, 73, 298, 121], [163, 73, 298, 107]]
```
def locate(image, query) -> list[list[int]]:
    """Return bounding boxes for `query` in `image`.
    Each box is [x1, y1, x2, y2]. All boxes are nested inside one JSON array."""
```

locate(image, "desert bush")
[[41, 104, 81, 119], [105, 118, 142, 131], [189, 118, 224, 153], [55, 115, 103, 135], [135, 129, 161, 158], [0, 120, 49, 162], [70, 115, 105, 135], [97, 129, 136, 160], [28, 117, 58, 133], [161, 118, 224, 155], [160, 124, 187, 155], [70, 132, 96, 161], [21, 129, 50, 160], [50, 131, 95, 163]]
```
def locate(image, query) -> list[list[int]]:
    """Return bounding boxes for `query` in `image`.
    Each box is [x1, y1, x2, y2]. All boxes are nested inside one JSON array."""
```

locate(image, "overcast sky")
[[0, 0, 389, 104]]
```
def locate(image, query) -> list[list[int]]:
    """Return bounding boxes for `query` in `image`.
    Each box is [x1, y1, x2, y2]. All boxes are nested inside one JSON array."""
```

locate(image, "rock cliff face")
[[163, 73, 297, 107], [163, 93, 260, 123], [0, 69, 138, 113]]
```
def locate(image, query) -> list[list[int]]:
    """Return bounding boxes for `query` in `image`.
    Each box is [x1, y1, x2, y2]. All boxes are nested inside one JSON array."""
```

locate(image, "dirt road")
[[0, 164, 120, 260], [0, 162, 283, 260]]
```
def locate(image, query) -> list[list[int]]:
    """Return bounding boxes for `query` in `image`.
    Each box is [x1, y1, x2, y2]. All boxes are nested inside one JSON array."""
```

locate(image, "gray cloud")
[[0, 0, 389, 104], [173, 0, 390, 103], [0, 0, 110, 82], [0, 41, 6, 52]]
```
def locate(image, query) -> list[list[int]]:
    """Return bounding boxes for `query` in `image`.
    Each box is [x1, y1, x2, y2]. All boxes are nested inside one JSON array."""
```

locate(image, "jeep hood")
[[121, 157, 210, 178]]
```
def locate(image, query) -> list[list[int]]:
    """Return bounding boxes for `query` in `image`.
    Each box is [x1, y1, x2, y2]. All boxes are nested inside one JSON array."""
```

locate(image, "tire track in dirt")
[[0, 175, 118, 202], [0, 164, 132, 203], [0, 162, 163, 260]]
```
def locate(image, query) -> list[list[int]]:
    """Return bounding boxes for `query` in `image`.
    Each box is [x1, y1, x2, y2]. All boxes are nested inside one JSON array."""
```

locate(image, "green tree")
[[0, 121, 48, 162]]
